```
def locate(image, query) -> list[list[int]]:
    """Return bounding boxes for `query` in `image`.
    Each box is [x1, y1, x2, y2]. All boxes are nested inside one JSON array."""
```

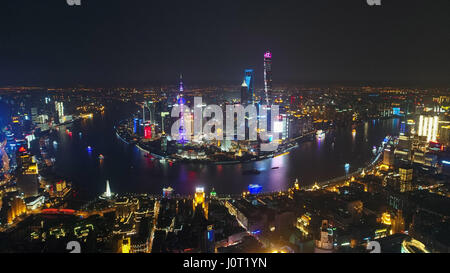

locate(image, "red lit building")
[[144, 125, 152, 139]]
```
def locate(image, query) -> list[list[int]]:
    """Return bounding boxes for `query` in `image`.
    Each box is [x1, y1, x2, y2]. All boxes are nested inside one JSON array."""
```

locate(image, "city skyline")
[[0, 0, 449, 258]]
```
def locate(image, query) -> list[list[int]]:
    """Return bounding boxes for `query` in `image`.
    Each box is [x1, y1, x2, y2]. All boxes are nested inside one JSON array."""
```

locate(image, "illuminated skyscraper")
[[133, 118, 139, 134], [399, 166, 413, 192], [16, 151, 39, 198], [263, 51, 272, 104], [177, 74, 187, 144], [55, 101, 64, 123], [417, 115, 439, 142], [240, 79, 248, 105], [241, 69, 254, 106], [193, 187, 208, 219], [55, 101, 64, 118], [144, 124, 152, 139]]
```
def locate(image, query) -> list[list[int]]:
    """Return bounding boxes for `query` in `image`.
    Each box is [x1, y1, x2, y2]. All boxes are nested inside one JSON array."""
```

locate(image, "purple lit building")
[[264, 51, 272, 104]]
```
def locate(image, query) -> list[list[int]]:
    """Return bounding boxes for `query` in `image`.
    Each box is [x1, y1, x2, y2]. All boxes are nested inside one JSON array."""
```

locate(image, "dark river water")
[[39, 102, 400, 197]]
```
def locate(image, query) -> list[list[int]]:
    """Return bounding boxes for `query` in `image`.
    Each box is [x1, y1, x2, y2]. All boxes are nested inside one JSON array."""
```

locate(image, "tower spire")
[[179, 74, 184, 93]]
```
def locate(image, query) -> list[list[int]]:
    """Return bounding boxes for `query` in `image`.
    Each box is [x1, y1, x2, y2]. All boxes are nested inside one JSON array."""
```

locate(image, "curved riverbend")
[[38, 101, 400, 196]]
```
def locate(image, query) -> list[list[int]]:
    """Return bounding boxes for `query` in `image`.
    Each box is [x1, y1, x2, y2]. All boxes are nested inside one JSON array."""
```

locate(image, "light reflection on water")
[[41, 103, 400, 196]]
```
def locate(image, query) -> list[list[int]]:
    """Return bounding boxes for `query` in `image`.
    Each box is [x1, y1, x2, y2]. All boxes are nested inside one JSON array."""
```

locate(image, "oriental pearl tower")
[[177, 74, 187, 144]]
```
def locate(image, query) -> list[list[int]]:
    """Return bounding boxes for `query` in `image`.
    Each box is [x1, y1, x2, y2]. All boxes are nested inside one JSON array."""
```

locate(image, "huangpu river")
[[36, 101, 400, 198]]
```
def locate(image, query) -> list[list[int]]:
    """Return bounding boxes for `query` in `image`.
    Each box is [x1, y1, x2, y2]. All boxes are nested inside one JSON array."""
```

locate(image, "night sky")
[[0, 0, 449, 87]]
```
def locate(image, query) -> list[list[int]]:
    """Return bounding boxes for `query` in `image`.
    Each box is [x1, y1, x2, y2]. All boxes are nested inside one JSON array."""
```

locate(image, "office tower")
[[144, 124, 152, 139], [161, 133, 168, 152], [201, 225, 215, 253], [383, 148, 394, 167], [399, 166, 413, 192], [241, 69, 254, 106], [240, 79, 248, 105], [263, 51, 272, 104], [142, 104, 146, 124], [55, 101, 64, 119], [133, 118, 139, 134], [1, 195, 27, 224], [30, 107, 39, 124], [147, 101, 156, 124], [440, 125, 450, 145], [16, 151, 39, 198], [394, 135, 412, 163], [417, 115, 439, 142]]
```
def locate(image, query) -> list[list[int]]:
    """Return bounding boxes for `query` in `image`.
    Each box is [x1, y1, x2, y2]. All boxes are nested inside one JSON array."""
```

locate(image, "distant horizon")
[[1, 0, 449, 88], [0, 80, 449, 90]]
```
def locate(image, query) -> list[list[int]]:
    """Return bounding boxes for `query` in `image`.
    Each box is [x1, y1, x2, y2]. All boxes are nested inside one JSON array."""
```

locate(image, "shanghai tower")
[[263, 51, 272, 105]]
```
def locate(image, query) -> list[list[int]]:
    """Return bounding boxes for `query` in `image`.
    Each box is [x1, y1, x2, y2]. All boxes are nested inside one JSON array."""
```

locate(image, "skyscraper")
[[417, 115, 439, 142], [177, 74, 187, 144], [16, 151, 39, 198], [263, 51, 272, 104], [240, 79, 248, 105], [241, 69, 254, 106]]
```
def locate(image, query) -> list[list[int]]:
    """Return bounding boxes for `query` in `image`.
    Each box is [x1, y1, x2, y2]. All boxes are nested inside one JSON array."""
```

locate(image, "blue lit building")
[[248, 184, 262, 195], [133, 118, 139, 134], [240, 69, 254, 106]]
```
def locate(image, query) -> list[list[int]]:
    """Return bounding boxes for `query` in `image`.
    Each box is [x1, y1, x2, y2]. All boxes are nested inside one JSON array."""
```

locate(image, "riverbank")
[[114, 122, 317, 165]]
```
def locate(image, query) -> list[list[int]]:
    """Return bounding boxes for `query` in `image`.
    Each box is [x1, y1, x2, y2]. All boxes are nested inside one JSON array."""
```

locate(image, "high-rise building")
[[1, 195, 27, 224], [394, 135, 412, 163], [439, 125, 450, 145], [240, 79, 248, 105], [399, 166, 413, 192], [133, 118, 139, 134], [16, 151, 39, 198], [201, 224, 215, 253], [177, 74, 187, 144], [417, 115, 439, 142], [55, 101, 64, 119], [144, 124, 152, 139], [263, 51, 272, 104], [383, 148, 395, 167], [240, 69, 254, 106]]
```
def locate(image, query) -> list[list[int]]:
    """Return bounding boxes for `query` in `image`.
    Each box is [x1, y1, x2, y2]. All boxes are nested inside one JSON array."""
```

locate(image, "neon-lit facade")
[[177, 74, 187, 144], [133, 118, 139, 134], [248, 184, 262, 195], [144, 124, 152, 139]]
